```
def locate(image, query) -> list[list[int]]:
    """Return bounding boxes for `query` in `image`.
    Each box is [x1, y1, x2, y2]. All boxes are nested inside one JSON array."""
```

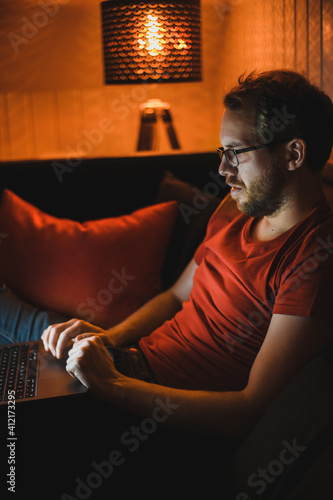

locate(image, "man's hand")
[[66, 336, 121, 398], [42, 318, 110, 359]]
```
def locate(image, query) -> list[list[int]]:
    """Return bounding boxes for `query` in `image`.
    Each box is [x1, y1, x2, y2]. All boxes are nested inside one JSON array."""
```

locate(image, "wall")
[[0, 0, 332, 161], [217, 0, 333, 94]]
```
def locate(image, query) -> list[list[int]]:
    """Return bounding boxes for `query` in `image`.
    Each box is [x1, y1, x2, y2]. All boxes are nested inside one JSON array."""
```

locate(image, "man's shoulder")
[[297, 197, 333, 247], [278, 199, 333, 279]]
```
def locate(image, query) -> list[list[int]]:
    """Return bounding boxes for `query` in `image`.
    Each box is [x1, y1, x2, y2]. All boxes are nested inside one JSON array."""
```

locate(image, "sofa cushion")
[[156, 170, 222, 287], [0, 189, 177, 328]]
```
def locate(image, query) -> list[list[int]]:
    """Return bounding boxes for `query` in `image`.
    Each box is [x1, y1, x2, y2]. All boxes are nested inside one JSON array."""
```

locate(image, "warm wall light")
[[100, 0, 201, 84]]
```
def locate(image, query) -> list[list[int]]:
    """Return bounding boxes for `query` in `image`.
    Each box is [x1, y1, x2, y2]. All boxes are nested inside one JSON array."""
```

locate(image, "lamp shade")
[[100, 0, 201, 84]]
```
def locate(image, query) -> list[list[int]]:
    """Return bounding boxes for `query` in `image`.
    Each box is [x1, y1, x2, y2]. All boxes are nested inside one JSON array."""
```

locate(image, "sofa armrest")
[[231, 346, 333, 499]]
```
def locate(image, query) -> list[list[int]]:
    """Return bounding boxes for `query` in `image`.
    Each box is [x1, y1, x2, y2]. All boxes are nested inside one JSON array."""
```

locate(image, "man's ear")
[[285, 138, 307, 171]]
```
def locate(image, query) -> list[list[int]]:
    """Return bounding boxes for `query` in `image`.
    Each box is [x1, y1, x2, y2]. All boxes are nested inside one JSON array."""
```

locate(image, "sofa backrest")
[[1, 155, 332, 215], [0, 153, 223, 219], [1, 154, 333, 287]]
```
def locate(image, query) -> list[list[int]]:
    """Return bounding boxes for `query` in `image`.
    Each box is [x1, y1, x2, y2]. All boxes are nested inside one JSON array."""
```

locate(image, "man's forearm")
[[107, 289, 183, 347], [100, 375, 255, 438]]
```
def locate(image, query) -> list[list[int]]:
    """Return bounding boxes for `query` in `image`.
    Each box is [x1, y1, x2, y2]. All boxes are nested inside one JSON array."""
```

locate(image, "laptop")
[[0, 339, 88, 405], [0, 338, 156, 406]]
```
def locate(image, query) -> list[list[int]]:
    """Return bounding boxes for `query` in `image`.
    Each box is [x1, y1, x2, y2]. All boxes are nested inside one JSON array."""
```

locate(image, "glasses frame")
[[216, 142, 271, 167]]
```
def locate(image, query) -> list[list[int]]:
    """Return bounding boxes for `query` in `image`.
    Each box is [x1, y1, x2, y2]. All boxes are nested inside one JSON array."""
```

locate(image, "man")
[[39, 69, 333, 439], [2, 70, 333, 440]]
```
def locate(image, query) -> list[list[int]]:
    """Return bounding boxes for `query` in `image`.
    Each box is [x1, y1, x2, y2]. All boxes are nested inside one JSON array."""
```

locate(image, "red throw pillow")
[[0, 189, 177, 328]]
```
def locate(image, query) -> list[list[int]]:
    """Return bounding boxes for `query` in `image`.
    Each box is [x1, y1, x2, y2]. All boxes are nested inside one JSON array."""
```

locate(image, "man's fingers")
[[65, 336, 113, 393], [66, 338, 94, 379], [42, 320, 107, 359], [56, 324, 83, 358], [75, 333, 94, 342], [67, 336, 93, 356], [41, 323, 56, 349], [66, 355, 82, 379], [42, 319, 82, 358], [42, 323, 61, 354]]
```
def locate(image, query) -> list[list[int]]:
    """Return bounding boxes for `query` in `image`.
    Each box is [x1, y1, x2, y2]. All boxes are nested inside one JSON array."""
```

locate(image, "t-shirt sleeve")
[[273, 245, 333, 325]]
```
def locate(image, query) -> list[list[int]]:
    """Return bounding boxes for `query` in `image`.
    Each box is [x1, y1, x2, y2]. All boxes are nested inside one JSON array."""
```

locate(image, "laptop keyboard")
[[0, 343, 39, 402], [108, 346, 156, 383]]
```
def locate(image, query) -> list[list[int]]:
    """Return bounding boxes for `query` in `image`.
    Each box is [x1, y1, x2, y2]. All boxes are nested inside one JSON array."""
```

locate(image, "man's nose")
[[218, 157, 238, 177]]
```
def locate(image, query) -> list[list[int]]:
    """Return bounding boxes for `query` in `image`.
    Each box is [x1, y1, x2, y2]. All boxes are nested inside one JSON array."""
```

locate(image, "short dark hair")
[[223, 70, 333, 171]]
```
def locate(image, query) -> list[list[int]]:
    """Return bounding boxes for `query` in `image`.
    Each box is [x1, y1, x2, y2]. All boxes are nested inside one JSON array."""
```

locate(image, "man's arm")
[[107, 257, 197, 347], [42, 258, 198, 358], [66, 313, 333, 438]]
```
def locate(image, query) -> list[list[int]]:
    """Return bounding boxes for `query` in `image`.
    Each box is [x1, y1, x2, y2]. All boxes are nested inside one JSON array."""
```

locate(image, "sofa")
[[0, 152, 333, 499]]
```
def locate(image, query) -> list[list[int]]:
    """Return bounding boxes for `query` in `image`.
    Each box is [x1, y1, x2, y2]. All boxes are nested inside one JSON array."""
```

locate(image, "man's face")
[[219, 107, 288, 218]]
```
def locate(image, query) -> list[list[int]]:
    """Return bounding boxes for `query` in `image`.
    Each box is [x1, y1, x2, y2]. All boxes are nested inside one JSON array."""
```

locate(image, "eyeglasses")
[[216, 143, 271, 168]]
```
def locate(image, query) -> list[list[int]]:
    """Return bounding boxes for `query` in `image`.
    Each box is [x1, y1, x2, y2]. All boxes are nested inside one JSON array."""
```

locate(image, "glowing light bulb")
[[138, 14, 164, 57]]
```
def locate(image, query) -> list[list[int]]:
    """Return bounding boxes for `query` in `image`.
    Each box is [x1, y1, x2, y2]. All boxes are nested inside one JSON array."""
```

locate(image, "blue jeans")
[[0, 286, 69, 345]]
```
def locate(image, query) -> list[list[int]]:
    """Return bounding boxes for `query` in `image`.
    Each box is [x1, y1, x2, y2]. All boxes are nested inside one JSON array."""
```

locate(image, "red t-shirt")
[[139, 194, 333, 391]]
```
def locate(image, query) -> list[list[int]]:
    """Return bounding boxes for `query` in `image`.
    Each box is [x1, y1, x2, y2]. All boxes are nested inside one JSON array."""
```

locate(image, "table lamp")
[[100, 0, 201, 151]]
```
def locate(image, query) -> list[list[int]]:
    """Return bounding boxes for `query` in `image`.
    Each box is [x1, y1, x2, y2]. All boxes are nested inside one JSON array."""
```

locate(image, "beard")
[[227, 158, 288, 218]]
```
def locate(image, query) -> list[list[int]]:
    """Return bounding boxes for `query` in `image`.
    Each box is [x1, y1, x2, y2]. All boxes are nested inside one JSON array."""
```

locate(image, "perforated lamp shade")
[[100, 0, 201, 84]]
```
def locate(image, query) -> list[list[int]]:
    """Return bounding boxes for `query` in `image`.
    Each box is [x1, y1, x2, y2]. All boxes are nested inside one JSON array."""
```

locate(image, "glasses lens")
[[217, 148, 238, 167], [225, 149, 238, 167]]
